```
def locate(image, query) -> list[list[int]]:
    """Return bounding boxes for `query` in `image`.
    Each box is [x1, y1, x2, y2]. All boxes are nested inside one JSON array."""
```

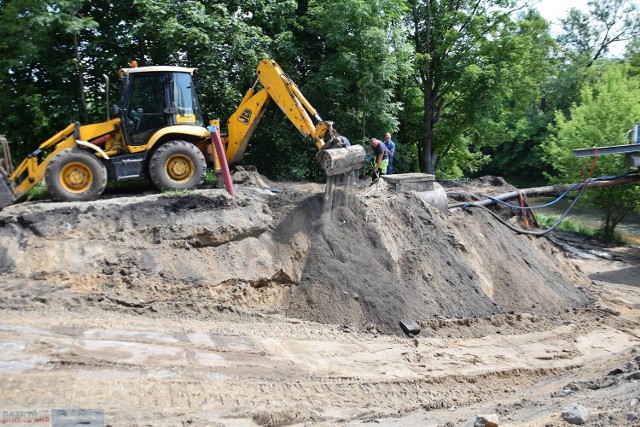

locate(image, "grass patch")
[[535, 213, 598, 236], [534, 213, 627, 244], [204, 169, 218, 187], [25, 182, 50, 201], [161, 189, 195, 197], [24, 169, 218, 202]]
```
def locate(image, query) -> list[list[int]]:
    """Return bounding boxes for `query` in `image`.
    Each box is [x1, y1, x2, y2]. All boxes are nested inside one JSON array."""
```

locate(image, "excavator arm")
[[223, 59, 364, 176]]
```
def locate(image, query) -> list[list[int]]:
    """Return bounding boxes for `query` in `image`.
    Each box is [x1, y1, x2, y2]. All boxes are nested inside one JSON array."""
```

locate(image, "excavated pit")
[[0, 171, 591, 335]]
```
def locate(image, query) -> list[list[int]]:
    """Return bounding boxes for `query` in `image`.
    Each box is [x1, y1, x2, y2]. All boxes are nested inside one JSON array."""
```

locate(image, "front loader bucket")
[[0, 172, 16, 209], [316, 145, 366, 177], [0, 135, 15, 209]]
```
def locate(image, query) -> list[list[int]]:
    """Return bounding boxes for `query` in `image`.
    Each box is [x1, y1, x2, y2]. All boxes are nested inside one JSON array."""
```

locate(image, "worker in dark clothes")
[[369, 138, 389, 182]]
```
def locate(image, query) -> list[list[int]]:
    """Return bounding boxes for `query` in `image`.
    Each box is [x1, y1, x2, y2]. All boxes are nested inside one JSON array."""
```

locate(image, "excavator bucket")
[[316, 145, 366, 177], [0, 135, 16, 209]]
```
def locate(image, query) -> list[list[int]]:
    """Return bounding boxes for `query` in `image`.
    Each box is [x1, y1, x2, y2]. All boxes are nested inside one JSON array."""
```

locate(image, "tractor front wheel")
[[148, 141, 206, 191], [45, 148, 108, 202]]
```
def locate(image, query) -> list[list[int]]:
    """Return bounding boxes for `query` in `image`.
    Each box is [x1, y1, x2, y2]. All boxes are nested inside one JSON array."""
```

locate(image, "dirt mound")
[[0, 172, 590, 335], [288, 184, 589, 334], [231, 165, 272, 188]]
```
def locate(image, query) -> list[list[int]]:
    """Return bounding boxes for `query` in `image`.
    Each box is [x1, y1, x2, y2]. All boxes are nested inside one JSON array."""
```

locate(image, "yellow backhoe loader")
[[0, 58, 365, 209]]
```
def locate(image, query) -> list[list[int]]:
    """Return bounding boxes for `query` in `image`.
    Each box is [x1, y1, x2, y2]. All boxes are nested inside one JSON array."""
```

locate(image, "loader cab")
[[117, 66, 203, 146]]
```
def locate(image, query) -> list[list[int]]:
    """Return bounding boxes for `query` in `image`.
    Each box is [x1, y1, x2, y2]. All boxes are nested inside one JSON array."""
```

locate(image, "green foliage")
[[393, 143, 419, 174], [542, 64, 640, 180], [243, 108, 322, 181], [304, 0, 410, 140], [105, 176, 150, 190], [24, 181, 49, 202], [541, 63, 640, 238], [0, 0, 97, 158], [626, 37, 640, 76], [534, 213, 628, 243], [435, 135, 491, 180], [409, 1, 554, 176], [534, 213, 598, 236], [1, 0, 638, 190], [0, 0, 276, 161], [559, 0, 640, 65], [479, 0, 640, 183], [126, 0, 274, 122], [204, 169, 218, 187]]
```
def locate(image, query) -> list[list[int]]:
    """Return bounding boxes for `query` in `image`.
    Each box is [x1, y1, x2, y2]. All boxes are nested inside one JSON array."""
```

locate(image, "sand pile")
[[287, 180, 590, 334]]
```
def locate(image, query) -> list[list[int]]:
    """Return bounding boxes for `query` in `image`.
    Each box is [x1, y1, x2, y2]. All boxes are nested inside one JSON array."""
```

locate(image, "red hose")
[[209, 126, 235, 196]]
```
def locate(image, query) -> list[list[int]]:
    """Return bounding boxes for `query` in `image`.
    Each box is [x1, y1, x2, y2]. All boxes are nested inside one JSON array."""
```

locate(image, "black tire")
[[45, 148, 107, 202], [148, 140, 206, 191]]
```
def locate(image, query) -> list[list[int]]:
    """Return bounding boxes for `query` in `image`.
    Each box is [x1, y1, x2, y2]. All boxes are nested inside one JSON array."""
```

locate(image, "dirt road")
[[0, 175, 638, 426]]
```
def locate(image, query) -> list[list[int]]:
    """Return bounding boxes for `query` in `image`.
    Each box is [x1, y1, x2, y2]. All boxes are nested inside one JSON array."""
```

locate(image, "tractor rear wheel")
[[45, 148, 108, 202], [148, 140, 206, 191]]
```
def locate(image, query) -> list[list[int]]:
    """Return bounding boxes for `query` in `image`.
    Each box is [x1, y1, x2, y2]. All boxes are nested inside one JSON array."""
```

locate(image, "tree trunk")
[[602, 205, 614, 239], [361, 90, 367, 139], [419, 0, 435, 174], [422, 79, 434, 174], [73, 33, 88, 123]]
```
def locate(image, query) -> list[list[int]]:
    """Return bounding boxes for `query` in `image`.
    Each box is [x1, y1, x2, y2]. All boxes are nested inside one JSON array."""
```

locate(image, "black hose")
[[468, 179, 589, 236], [461, 172, 637, 236]]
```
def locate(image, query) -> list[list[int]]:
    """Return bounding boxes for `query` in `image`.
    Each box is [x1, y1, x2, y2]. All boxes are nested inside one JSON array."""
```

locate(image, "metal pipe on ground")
[[449, 174, 640, 211]]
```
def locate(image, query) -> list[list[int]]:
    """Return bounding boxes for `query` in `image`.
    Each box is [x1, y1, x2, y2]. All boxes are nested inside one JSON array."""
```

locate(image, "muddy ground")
[[0, 171, 638, 426]]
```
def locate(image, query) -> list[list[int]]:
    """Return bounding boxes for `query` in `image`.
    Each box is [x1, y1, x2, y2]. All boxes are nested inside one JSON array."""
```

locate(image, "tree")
[[408, 1, 554, 176], [547, 0, 640, 119], [0, 0, 276, 161], [124, 0, 273, 121], [244, 0, 413, 180], [541, 64, 640, 239], [626, 37, 640, 76], [0, 0, 99, 159], [550, 0, 640, 114], [558, 0, 640, 67], [303, 0, 410, 141], [480, 0, 640, 183], [217, 0, 321, 180]]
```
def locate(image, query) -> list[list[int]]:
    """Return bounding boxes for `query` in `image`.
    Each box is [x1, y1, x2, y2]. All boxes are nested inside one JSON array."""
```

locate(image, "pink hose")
[[209, 126, 235, 196]]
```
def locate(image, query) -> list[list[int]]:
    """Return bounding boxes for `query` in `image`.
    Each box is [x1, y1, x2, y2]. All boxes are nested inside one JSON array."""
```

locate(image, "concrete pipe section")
[[316, 145, 366, 177]]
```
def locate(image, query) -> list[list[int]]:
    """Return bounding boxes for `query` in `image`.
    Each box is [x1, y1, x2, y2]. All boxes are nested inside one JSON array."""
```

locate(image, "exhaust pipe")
[[103, 74, 110, 121]]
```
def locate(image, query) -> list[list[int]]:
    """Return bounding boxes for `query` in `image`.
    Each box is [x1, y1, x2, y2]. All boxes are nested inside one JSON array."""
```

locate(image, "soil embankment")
[[0, 172, 637, 426], [1, 174, 589, 334]]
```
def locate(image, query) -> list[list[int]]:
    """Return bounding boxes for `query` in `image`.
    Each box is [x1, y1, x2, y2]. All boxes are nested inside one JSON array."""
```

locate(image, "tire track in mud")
[[2, 309, 636, 425], [1, 363, 583, 423]]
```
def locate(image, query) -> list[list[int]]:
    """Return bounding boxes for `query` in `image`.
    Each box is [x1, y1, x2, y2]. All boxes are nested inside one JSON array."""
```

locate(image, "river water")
[[528, 197, 640, 245]]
